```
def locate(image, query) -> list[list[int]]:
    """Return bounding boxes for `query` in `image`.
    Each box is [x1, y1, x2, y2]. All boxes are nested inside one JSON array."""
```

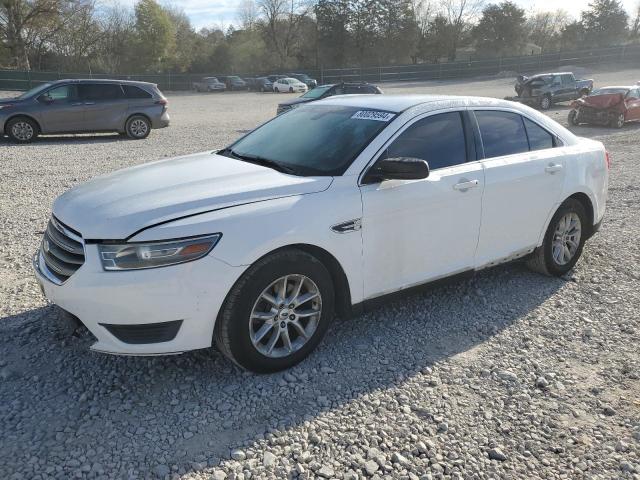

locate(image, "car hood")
[[53, 152, 333, 240], [575, 93, 625, 109]]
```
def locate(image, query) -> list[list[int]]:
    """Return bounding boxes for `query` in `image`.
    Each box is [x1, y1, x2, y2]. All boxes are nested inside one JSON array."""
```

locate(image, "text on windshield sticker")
[[351, 110, 395, 122]]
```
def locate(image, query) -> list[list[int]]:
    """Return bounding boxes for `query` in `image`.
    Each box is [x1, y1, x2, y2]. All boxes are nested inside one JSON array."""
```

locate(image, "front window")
[[221, 105, 393, 176], [16, 83, 53, 100], [301, 85, 332, 99]]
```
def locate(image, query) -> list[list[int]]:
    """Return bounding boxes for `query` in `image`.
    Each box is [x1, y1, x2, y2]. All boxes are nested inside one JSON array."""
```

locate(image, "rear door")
[[473, 110, 565, 267], [78, 83, 128, 131], [36, 84, 84, 133]]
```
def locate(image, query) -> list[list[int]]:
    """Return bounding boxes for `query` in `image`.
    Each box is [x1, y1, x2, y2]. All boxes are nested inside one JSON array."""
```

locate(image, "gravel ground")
[[1, 65, 639, 480]]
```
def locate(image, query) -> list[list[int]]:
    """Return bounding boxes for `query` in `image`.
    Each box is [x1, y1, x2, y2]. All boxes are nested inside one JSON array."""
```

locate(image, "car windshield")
[[15, 82, 53, 99], [222, 105, 394, 176], [591, 88, 629, 95], [302, 85, 332, 99]]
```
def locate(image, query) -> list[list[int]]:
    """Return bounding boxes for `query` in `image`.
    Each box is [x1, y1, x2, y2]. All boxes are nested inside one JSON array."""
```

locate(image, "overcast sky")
[[124, 0, 638, 31]]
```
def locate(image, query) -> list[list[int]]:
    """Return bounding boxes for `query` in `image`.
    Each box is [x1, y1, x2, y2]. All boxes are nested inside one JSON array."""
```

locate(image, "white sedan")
[[34, 95, 608, 372], [273, 77, 308, 93]]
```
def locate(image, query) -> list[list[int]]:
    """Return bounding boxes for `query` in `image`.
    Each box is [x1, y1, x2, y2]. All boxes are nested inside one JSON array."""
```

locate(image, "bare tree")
[[0, 0, 64, 69], [526, 10, 570, 52], [440, 0, 484, 60], [238, 0, 259, 29], [632, 2, 640, 37], [257, 0, 311, 67]]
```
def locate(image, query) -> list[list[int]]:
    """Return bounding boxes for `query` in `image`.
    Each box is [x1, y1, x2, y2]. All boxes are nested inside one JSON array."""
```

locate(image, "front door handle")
[[453, 179, 479, 191], [545, 163, 563, 174], [84, 102, 96, 106], [71, 102, 83, 106]]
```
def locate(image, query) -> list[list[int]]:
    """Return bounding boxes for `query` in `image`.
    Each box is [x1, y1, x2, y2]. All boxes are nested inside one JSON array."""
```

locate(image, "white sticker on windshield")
[[351, 110, 395, 122]]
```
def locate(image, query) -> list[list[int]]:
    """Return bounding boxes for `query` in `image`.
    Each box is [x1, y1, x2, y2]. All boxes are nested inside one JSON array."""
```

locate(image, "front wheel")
[[568, 109, 580, 126], [610, 112, 625, 129], [274, 87, 279, 93], [526, 198, 587, 276], [214, 249, 335, 373], [125, 115, 151, 139], [289, 87, 294, 93], [539, 95, 551, 110], [6, 116, 39, 143]]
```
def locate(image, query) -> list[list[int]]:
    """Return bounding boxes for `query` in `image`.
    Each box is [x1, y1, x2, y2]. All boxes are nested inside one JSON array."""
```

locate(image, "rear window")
[[476, 111, 529, 158], [79, 83, 123, 101], [122, 85, 152, 99]]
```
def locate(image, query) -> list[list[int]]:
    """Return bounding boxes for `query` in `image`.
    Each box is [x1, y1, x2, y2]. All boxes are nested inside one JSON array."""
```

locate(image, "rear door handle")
[[71, 102, 84, 106], [84, 102, 96, 106], [545, 163, 563, 174], [453, 179, 479, 191]]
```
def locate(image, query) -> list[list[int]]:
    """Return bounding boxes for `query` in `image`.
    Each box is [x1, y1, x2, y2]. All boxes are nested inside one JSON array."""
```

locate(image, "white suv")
[[34, 95, 609, 372]]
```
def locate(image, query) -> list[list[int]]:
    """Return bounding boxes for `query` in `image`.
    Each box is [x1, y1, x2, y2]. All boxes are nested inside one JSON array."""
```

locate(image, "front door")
[[36, 84, 84, 133], [360, 111, 484, 299]]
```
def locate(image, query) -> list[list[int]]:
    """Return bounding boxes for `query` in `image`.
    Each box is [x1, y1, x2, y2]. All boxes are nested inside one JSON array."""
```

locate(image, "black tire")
[[568, 109, 580, 126], [609, 112, 625, 129], [214, 249, 335, 373], [125, 115, 151, 139], [274, 87, 279, 93], [539, 94, 552, 110], [6, 116, 39, 143], [579, 88, 590, 97], [526, 198, 588, 277], [289, 87, 294, 93]]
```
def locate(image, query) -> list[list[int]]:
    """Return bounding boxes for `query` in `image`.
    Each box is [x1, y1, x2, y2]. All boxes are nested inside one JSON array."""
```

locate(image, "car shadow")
[[0, 263, 564, 477], [0, 133, 134, 146]]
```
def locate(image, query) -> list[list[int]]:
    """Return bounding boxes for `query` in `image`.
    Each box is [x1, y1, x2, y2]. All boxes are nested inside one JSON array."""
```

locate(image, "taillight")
[[155, 99, 168, 106], [605, 151, 611, 170]]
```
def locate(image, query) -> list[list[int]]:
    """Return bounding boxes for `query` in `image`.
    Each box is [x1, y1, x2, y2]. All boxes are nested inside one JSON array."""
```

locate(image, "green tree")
[[134, 0, 175, 72], [580, 0, 628, 46], [473, 1, 527, 57]]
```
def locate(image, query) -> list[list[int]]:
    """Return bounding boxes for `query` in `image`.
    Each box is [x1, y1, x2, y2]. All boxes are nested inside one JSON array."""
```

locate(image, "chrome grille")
[[40, 217, 85, 283]]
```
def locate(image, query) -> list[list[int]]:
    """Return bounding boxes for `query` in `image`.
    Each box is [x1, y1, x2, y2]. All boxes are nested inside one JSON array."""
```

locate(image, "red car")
[[568, 86, 640, 128]]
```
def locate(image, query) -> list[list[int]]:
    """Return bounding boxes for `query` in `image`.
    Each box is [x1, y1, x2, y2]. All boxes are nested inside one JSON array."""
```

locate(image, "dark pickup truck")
[[509, 72, 594, 110]]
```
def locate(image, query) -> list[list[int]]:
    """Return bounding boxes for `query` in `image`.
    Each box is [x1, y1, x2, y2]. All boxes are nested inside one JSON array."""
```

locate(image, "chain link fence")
[[2, 44, 639, 92]]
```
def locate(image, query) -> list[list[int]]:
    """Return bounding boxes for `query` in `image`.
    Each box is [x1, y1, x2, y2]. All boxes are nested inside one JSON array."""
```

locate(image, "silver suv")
[[0, 79, 170, 143]]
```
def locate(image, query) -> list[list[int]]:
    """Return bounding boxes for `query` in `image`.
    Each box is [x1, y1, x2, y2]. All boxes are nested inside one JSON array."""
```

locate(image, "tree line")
[[1, 0, 639, 74]]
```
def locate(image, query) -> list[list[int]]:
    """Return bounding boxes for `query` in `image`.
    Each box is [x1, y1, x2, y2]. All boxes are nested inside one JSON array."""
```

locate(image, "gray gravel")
[[1, 65, 640, 479]]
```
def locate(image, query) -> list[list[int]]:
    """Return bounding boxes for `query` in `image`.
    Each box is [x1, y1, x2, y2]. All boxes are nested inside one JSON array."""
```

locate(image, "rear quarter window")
[[475, 111, 529, 158], [123, 85, 152, 99], [523, 117, 554, 151]]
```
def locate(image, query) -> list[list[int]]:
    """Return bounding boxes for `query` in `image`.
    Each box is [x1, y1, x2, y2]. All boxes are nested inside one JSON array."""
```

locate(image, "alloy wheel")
[[249, 274, 322, 358], [129, 119, 149, 138], [11, 121, 34, 141], [552, 212, 582, 266]]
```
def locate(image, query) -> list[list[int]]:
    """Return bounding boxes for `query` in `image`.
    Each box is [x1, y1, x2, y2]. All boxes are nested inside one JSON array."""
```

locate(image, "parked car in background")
[[0, 79, 169, 143], [568, 86, 640, 128], [288, 73, 318, 89], [34, 95, 608, 372], [273, 78, 308, 93], [277, 82, 382, 114], [267, 74, 288, 83], [511, 72, 594, 110], [246, 77, 274, 92], [192, 77, 226, 92], [218, 76, 248, 91]]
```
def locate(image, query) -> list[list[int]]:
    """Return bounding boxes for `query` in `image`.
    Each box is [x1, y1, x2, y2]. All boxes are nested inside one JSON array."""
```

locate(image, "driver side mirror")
[[363, 157, 430, 184], [38, 94, 54, 104]]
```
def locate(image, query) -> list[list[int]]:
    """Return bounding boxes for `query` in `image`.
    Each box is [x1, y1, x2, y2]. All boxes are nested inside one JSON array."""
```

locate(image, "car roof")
[[595, 85, 633, 89], [313, 94, 524, 113], [53, 78, 156, 87], [532, 72, 573, 77]]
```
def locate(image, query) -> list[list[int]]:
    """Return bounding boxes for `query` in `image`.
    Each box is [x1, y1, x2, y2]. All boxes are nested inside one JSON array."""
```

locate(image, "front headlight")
[[98, 234, 221, 271]]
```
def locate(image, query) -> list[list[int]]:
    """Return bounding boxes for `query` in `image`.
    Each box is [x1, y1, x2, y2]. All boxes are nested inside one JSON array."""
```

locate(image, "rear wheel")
[[125, 115, 151, 139], [526, 198, 587, 276], [6, 116, 39, 143], [289, 87, 294, 93], [214, 249, 335, 373]]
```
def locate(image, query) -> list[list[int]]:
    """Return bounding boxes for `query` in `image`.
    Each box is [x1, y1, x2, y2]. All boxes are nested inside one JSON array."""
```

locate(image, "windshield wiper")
[[220, 148, 296, 175]]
